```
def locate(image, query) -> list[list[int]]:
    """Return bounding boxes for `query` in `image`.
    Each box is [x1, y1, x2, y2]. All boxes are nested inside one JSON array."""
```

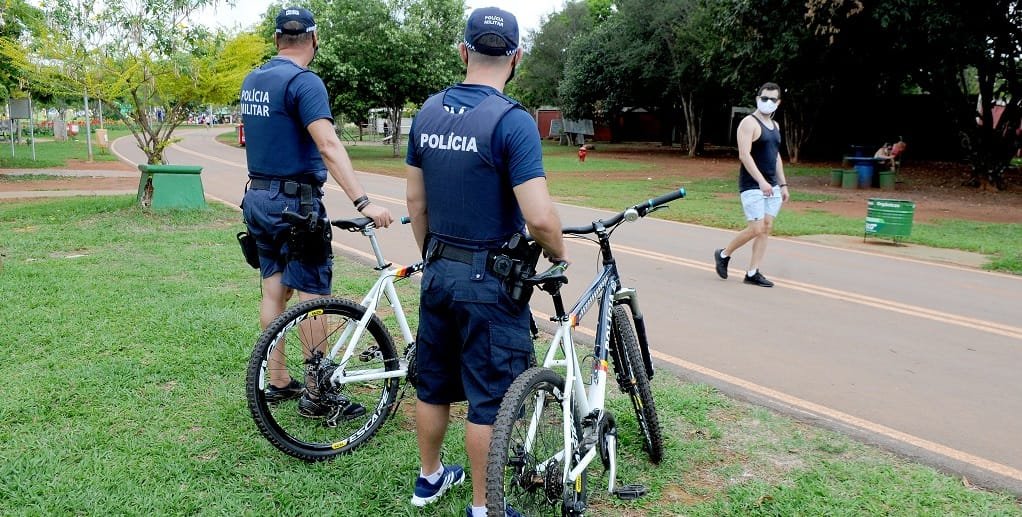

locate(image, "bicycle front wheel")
[[486, 367, 587, 517], [245, 297, 400, 461], [611, 304, 664, 463]]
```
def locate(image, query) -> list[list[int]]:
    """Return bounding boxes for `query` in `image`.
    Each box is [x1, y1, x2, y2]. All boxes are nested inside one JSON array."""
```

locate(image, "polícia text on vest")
[[240, 88, 270, 117], [420, 133, 478, 153]]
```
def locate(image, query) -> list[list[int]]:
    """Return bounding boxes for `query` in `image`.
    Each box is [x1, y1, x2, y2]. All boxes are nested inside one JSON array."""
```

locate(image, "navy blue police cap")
[[275, 6, 316, 35], [464, 7, 519, 56]]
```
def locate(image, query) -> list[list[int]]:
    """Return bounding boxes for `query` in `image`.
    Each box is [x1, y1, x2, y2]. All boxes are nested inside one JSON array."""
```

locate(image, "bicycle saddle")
[[332, 217, 373, 232], [524, 263, 569, 290]]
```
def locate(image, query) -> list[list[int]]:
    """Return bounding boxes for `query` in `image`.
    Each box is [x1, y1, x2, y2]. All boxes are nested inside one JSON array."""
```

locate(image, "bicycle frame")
[[531, 233, 642, 494], [324, 225, 423, 386]]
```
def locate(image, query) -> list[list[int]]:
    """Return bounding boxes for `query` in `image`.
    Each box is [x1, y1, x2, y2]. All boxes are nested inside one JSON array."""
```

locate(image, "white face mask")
[[757, 97, 779, 115]]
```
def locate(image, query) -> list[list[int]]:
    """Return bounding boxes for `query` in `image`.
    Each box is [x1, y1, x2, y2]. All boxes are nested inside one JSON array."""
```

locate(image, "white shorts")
[[740, 187, 783, 221]]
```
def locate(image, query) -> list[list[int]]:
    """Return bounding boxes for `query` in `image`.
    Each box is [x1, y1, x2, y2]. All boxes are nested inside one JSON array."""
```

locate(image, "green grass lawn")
[[0, 196, 1018, 516], [0, 128, 132, 169]]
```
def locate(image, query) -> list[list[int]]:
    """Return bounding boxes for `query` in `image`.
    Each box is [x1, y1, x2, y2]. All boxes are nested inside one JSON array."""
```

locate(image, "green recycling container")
[[878, 170, 896, 190], [136, 164, 206, 209], [865, 198, 914, 240], [830, 169, 844, 187], [841, 169, 858, 189]]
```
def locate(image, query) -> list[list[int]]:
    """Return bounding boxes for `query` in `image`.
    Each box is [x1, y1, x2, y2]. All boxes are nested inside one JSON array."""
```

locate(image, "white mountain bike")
[[486, 189, 686, 516], [245, 215, 422, 460]]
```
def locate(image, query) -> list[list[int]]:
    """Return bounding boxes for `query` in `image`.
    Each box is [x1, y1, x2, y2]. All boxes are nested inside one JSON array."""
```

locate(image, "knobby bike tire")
[[245, 297, 399, 461], [611, 304, 664, 464], [486, 367, 588, 517]]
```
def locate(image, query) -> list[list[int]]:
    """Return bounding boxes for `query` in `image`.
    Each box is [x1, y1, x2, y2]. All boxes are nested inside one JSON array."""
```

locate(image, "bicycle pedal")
[[613, 484, 647, 500], [358, 345, 380, 362], [323, 402, 368, 428]]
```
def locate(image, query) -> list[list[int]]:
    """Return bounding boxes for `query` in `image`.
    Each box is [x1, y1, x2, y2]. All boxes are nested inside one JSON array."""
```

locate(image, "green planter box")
[[865, 198, 914, 242], [137, 164, 206, 209]]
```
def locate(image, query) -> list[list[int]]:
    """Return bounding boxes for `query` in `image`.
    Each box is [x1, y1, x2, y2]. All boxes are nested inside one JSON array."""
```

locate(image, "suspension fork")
[[613, 287, 654, 379]]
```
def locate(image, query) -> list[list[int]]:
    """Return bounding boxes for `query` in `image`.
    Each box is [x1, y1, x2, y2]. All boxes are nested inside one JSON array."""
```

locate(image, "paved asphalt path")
[[114, 128, 1022, 493]]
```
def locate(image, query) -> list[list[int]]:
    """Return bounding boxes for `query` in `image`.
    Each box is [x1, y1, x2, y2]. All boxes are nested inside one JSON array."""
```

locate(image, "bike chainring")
[[598, 412, 617, 471]]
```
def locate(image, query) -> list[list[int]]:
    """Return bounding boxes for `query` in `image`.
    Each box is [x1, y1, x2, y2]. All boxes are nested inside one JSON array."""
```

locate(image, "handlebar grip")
[[636, 188, 686, 214], [562, 224, 596, 235]]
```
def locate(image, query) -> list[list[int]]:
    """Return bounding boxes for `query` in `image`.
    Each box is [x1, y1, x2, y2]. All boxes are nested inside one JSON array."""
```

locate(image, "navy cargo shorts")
[[242, 185, 332, 295], [415, 252, 535, 425]]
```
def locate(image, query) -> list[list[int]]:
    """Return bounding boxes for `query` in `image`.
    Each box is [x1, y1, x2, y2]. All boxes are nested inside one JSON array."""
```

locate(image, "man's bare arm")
[[405, 165, 429, 255], [307, 118, 393, 227], [513, 177, 568, 263]]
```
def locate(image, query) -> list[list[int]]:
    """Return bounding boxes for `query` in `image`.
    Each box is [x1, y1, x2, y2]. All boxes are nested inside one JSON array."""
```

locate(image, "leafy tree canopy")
[[1, 0, 266, 164], [309, 0, 465, 156]]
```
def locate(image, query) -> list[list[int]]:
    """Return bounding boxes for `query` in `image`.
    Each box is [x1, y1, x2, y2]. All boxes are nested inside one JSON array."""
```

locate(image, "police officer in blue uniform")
[[240, 6, 393, 416], [404, 7, 569, 516]]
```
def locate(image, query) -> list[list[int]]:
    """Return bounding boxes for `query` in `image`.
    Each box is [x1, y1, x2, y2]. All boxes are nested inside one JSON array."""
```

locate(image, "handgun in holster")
[[489, 233, 542, 306], [282, 207, 333, 264]]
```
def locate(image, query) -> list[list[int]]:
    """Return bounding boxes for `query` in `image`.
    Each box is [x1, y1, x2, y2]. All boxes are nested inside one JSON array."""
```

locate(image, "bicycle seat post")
[[363, 227, 389, 270], [552, 292, 567, 320]]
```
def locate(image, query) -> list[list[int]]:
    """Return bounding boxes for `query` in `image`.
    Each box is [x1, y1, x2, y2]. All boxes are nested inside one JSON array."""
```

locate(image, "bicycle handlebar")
[[561, 187, 686, 235]]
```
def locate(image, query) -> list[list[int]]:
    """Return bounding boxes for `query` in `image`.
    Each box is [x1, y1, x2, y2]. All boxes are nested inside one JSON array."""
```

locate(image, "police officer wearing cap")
[[240, 6, 393, 416], [405, 7, 568, 516]]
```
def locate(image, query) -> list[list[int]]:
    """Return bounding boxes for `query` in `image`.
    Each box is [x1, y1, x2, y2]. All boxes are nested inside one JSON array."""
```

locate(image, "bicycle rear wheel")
[[610, 304, 664, 463], [245, 297, 400, 461], [486, 367, 587, 516]]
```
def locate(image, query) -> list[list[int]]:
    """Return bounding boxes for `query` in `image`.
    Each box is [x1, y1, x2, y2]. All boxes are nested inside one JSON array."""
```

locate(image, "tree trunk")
[[782, 100, 817, 164], [962, 66, 1017, 191], [679, 92, 703, 157], [389, 106, 402, 158]]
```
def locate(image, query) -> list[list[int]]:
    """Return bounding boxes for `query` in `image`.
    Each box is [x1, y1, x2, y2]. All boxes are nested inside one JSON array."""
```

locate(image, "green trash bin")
[[841, 169, 858, 189], [137, 164, 206, 209], [878, 170, 896, 190], [830, 169, 844, 187], [865, 198, 914, 241]]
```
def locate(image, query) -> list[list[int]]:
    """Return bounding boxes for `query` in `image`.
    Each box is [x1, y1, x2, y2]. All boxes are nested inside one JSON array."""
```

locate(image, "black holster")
[[489, 233, 542, 306], [287, 217, 333, 264], [236, 231, 260, 269], [282, 183, 331, 264]]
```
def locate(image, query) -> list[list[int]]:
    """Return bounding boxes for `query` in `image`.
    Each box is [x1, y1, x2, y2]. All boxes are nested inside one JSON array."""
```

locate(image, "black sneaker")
[[714, 249, 730, 279], [297, 394, 367, 421], [264, 378, 304, 403], [743, 271, 774, 287]]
